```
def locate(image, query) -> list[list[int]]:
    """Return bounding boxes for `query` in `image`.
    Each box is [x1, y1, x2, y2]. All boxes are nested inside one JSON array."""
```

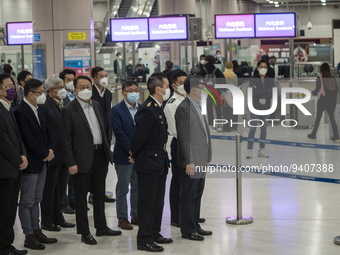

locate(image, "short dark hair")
[[122, 80, 138, 91], [199, 54, 206, 59], [0, 73, 11, 88], [216, 50, 221, 54], [73, 76, 92, 88], [59, 69, 76, 81], [165, 60, 173, 69], [269, 56, 276, 60], [91, 66, 104, 79], [261, 55, 270, 61], [17, 70, 32, 85], [147, 72, 167, 95], [257, 59, 268, 68], [184, 74, 203, 94], [3, 64, 12, 74], [205, 55, 216, 65], [24, 78, 43, 97], [171, 70, 187, 84], [116, 52, 121, 57]]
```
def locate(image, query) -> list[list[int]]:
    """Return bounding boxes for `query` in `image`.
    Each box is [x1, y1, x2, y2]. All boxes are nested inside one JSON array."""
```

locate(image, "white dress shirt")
[[77, 98, 102, 145], [164, 93, 185, 138], [94, 83, 105, 97], [0, 99, 11, 111]]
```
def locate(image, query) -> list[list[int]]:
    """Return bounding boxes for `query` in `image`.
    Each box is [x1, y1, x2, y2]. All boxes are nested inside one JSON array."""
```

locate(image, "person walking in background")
[[307, 62, 339, 142], [223, 61, 238, 132]]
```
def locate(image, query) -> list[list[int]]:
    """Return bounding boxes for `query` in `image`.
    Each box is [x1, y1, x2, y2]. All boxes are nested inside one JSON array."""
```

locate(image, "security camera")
[[307, 21, 312, 30]]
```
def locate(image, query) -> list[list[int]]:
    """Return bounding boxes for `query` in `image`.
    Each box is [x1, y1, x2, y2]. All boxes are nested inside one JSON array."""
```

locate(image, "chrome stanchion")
[[226, 133, 253, 225]]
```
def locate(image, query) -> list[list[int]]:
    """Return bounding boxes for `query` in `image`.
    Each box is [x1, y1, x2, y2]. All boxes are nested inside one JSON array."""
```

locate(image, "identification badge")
[[259, 98, 266, 105]]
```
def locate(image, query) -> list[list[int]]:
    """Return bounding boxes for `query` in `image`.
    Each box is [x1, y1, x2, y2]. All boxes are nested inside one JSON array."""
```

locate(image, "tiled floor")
[[10, 120, 340, 254]]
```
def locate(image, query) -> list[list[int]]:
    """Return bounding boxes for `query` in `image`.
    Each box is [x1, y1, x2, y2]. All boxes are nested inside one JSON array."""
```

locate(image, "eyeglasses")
[[0, 84, 14, 90]]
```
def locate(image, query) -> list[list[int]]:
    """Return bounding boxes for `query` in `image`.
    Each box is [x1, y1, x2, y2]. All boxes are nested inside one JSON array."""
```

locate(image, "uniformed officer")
[[130, 72, 173, 252], [163, 70, 187, 227]]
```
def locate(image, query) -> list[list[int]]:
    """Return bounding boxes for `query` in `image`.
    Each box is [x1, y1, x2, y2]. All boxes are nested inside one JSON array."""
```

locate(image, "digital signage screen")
[[255, 13, 296, 38], [148, 16, 188, 41], [110, 18, 149, 42], [6, 22, 33, 45], [215, 14, 255, 39]]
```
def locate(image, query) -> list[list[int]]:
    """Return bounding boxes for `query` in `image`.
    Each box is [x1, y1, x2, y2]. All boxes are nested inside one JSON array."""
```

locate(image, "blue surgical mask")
[[127, 92, 139, 103]]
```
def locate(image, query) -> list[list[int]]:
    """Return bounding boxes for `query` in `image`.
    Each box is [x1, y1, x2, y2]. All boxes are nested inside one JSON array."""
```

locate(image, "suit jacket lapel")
[[187, 97, 206, 133], [74, 99, 92, 134], [93, 102, 104, 132], [121, 101, 135, 129], [22, 101, 42, 131]]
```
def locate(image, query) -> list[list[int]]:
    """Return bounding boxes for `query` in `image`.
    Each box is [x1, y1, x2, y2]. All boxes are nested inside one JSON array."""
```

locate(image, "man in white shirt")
[[164, 70, 187, 227]]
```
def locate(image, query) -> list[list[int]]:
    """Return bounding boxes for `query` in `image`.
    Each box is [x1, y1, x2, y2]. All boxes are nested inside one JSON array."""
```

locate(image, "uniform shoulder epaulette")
[[167, 98, 176, 104]]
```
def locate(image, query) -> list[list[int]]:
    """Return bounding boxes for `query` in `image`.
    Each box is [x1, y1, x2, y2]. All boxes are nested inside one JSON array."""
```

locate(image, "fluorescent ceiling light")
[[322, 2, 326, 5]]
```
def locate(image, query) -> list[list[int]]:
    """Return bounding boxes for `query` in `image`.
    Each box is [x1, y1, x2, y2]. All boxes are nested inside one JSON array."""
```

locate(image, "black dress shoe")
[[104, 195, 116, 203], [154, 235, 173, 244], [10, 246, 28, 255], [81, 233, 97, 245], [34, 229, 58, 244], [24, 234, 45, 250], [57, 221, 76, 228], [41, 224, 61, 232], [137, 243, 164, 252], [182, 232, 204, 241], [197, 228, 212, 236], [198, 218, 206, 223], [170, 221, 180, 228], [96, 227, 122, 236]]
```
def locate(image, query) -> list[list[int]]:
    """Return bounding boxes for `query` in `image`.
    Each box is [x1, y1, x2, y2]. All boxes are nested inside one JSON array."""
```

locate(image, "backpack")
[[203, 67, 217, 87]]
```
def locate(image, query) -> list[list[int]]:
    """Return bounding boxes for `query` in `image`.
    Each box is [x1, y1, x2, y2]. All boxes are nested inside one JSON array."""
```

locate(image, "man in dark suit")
[[175, 75, 212, 241], [61, 76, 121, 246], [15, 79, 57, 250], [110, 80, 139, 230], [0, 73, 28, 255], [113, 52, 123, 83], [59, 69, 76, 214], [40, 77, 75, 232], [130, 72, 173, 252], [15, 70, 32, 106], [90, 66, 115, 204]]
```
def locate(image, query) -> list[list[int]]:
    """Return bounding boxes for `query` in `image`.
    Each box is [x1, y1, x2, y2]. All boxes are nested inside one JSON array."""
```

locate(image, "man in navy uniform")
[[130, 72, 173, 252]]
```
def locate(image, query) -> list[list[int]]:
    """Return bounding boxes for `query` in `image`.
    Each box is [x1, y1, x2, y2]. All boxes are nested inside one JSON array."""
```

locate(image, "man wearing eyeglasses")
[[110, 80, 140, 231], [0, 73, 28, 255], [61, 76, 121, 246], [14, 78, 57, 251]]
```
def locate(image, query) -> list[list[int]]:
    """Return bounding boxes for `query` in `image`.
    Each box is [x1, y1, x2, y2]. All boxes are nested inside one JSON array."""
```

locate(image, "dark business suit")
[[40, 95, 68, 226], [131, 96, 169, 246], [175, 97, 212, 234], [61, 98, 112, 235], [14, 100, 53, 235], [91, 84, 112, 142], [0, 103, 26, 254]]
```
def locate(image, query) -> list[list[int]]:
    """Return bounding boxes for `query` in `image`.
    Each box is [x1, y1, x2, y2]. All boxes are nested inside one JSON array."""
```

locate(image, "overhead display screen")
[[255, 13, 296, 38], [110, 18, 149, 42], [6, 22, 33, 45], [215, 14, 255, 39], [148, 16, 188, 41]]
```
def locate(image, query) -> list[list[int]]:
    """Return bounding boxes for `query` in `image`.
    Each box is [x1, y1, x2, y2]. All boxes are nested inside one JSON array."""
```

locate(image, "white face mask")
[[259, 68, 267, 76], [129, 60, 133, 65], [160, 88, 171, 101], [99, 77, 109, 87], [200, 60, 206, 65], [57, 88, 67, 99], [65, 81, 74, 91], [177, 85, 186, 95], [77, 89, 92, 100], [36, 93, 46, 104]]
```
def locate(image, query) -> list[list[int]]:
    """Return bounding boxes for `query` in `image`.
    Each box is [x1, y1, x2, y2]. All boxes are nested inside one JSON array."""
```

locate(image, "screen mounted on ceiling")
[[148, 16, 188, 41], [215, 14, 255, 39], [6, 22, 33, 45]]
